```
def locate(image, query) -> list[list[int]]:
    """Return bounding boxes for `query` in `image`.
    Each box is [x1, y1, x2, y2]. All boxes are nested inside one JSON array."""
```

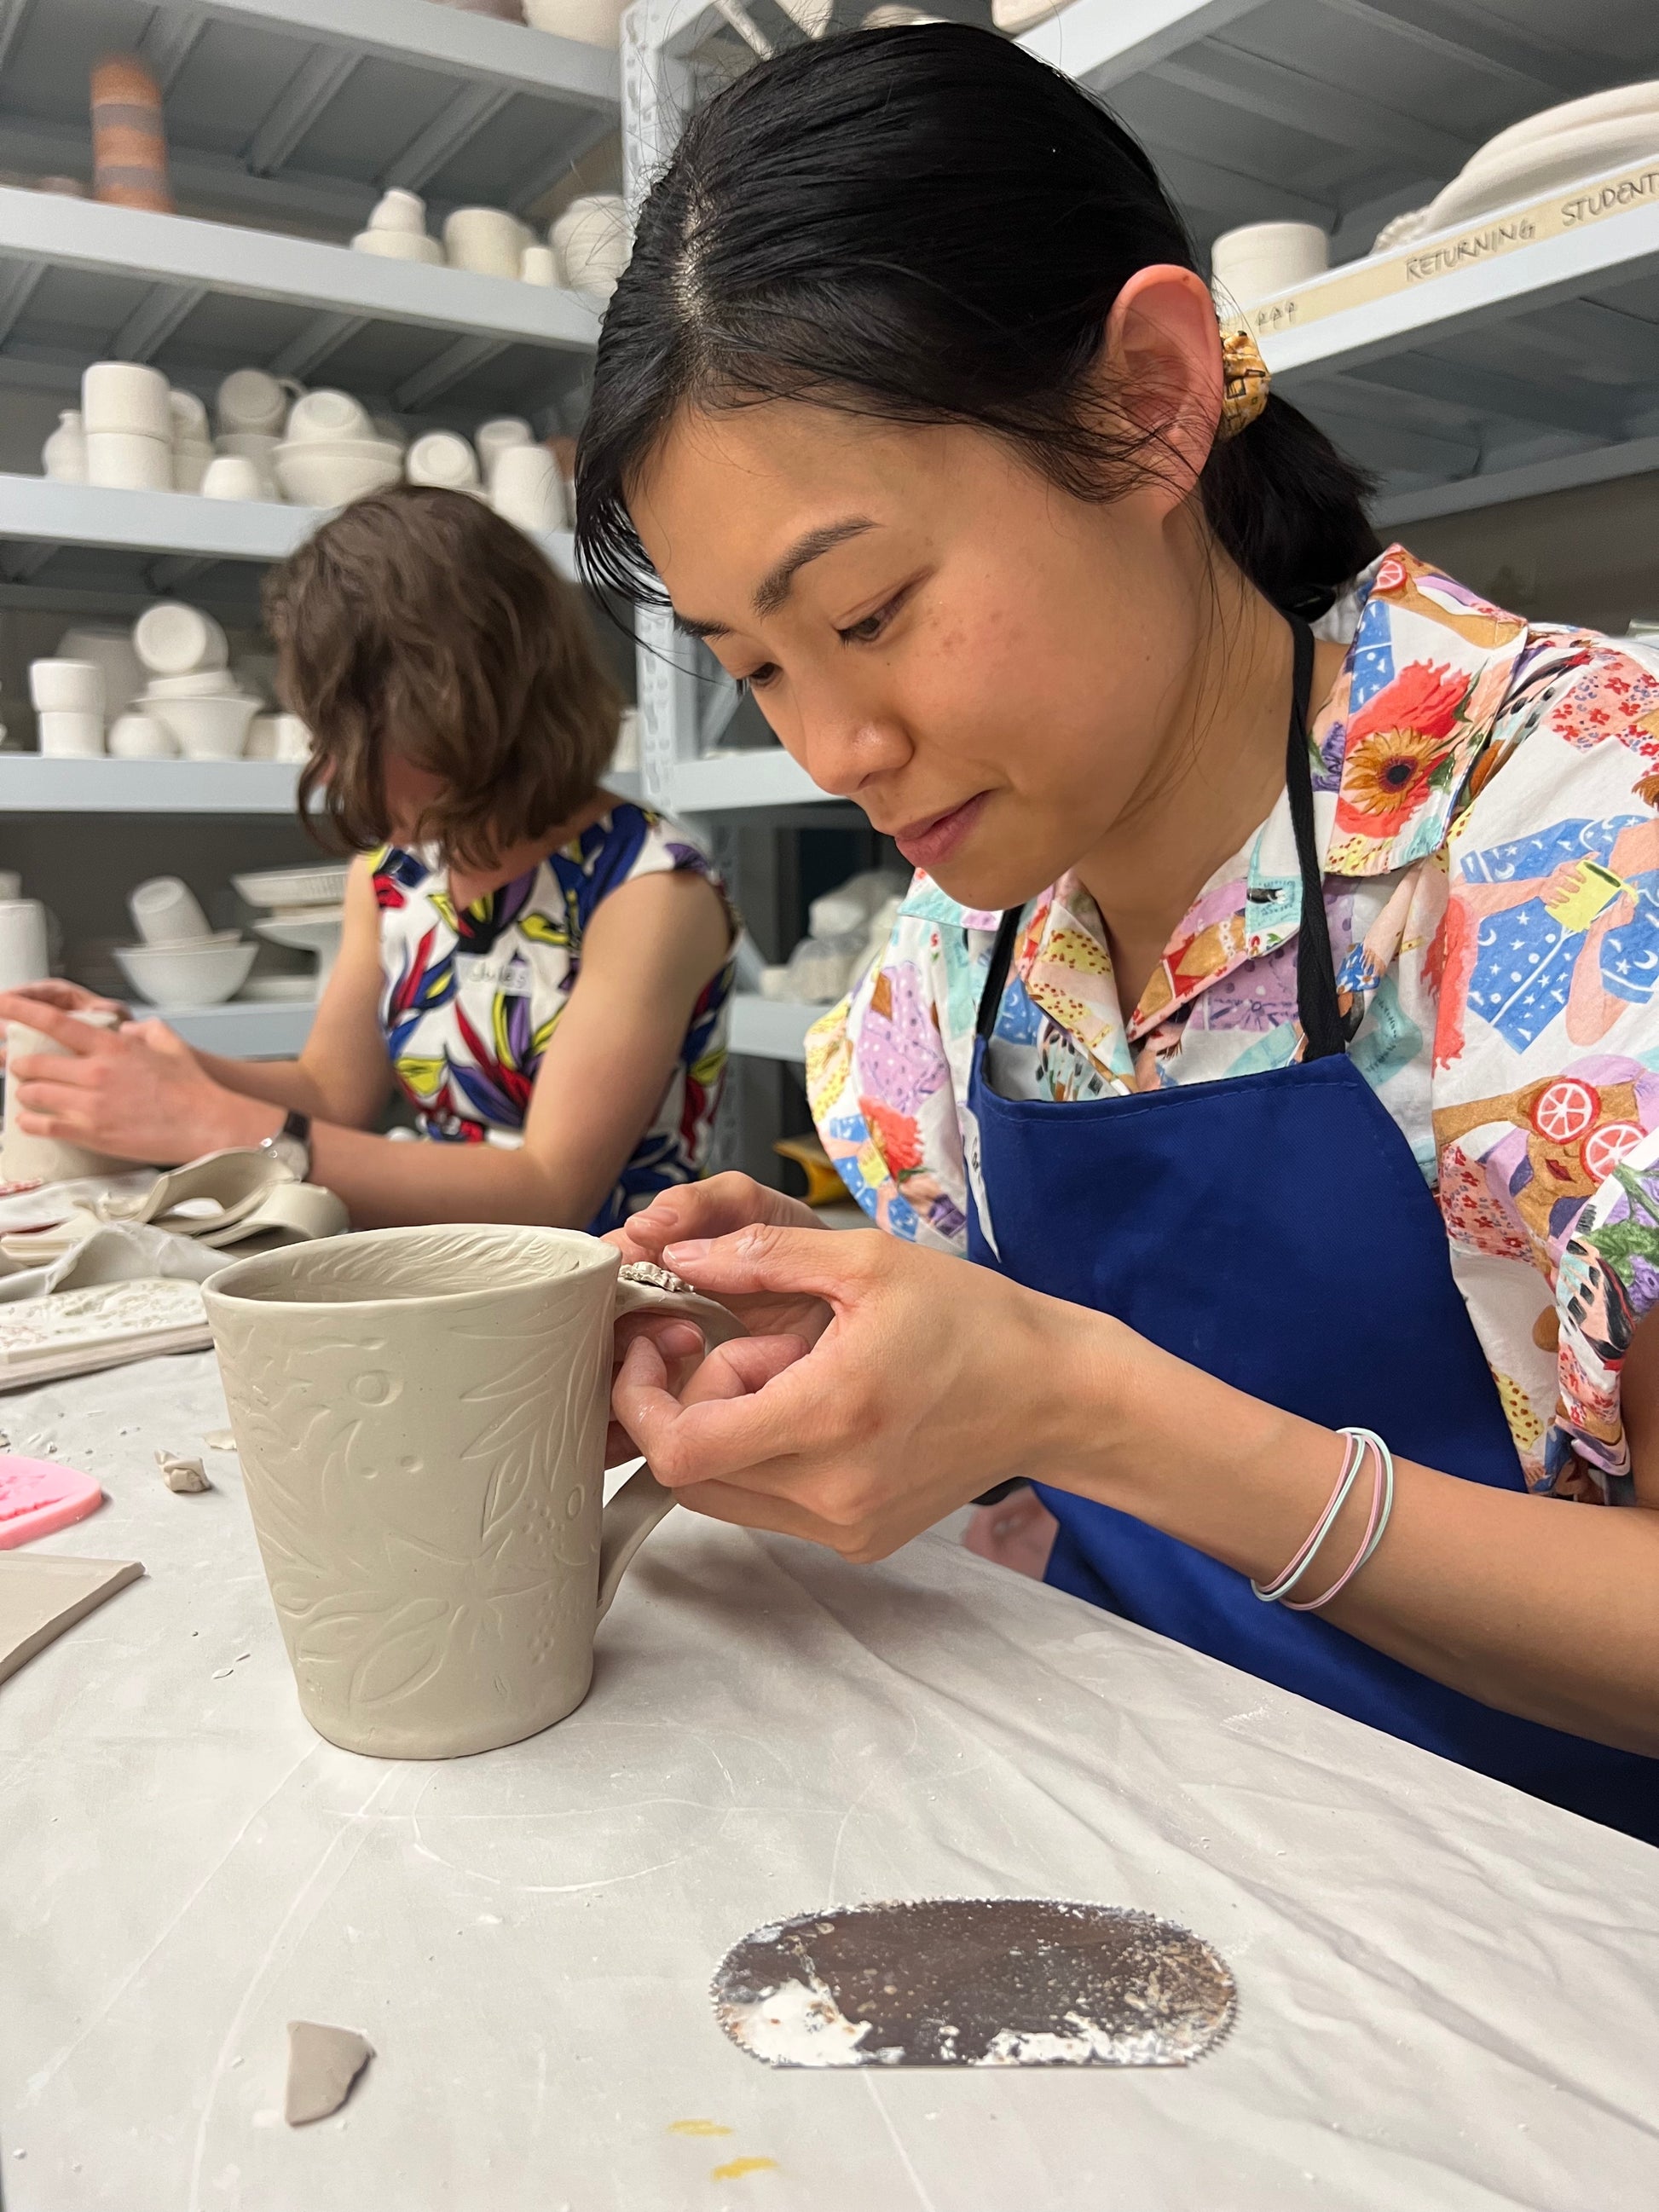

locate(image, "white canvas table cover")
[[1, 1349, 1656, 2211]]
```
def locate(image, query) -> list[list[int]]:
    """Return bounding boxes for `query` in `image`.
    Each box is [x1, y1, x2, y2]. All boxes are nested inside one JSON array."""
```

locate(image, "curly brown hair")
[[265, 484, 620, 868]]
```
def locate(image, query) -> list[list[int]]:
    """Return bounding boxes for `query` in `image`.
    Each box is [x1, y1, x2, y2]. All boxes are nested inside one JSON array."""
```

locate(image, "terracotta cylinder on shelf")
[[90, 54, 174, 213]]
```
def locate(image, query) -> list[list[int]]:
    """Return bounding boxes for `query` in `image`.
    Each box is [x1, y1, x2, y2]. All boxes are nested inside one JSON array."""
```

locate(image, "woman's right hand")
[[608, 1172, 834, 1343]]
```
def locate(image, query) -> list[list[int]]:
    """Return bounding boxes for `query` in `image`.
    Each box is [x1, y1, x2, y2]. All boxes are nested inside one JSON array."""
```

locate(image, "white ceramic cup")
[[214, 431, 280, 496], [476, 417, 534, 481], [173, 441, 213, 494], [218, 368, 301, 436], [442, 206, 529, 279], [246, 713, 310, 763], [42, 410, 87, 483], [351, 228, 444, 264], [169, 388, 210, 442], [133, 603, 229, 677], [407, 430, 480, 490], [3, 1010, 126, 1186], [84, 430, 173, 491], [82, 361, 171, 437], [37, 710, 105, 758], [203, 1226, 745, 1759], [130, 875, 212, 947], [286, 390, 373, 443], [0, 901, 49, 993], [29, 659, 105, 713], [152, 693, 259, 759], [490, 442, 565, 532], [520, 244, 558, 286], [369, 187, 427, 234], [1210, 221, 1329, 304], [107, 711, 176, 759], [552, 195, 631, 297], [202, 454, 263, 500]]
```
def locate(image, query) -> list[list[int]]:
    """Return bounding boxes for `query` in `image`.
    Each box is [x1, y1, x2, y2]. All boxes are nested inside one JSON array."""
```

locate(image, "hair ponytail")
[[579, 24, 1378, 618]]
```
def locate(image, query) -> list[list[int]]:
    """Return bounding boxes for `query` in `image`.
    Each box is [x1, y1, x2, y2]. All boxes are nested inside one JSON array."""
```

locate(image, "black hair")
[[577, 24, 1379, 620]]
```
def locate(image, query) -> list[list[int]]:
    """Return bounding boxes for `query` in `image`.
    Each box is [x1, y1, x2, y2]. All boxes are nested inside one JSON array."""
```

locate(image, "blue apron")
[[966, 617, 1659, 1845]]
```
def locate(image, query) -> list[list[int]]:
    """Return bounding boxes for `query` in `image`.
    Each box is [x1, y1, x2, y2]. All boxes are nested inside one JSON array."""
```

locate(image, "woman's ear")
[[1093, 263, 1226, 511]]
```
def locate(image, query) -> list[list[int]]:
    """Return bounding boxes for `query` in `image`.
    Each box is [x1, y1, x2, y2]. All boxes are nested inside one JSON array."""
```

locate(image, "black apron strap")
[[974, 615, 1346, 1058]]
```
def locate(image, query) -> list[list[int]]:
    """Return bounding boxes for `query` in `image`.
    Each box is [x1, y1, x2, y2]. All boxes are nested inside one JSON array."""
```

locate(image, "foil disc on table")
[[713, 1897, 1236, 2068]]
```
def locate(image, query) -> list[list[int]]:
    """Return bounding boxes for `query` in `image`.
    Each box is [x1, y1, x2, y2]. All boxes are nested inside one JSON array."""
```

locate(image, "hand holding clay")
[[0, 993, 256, 1166], [0, 980, 128, 1068]]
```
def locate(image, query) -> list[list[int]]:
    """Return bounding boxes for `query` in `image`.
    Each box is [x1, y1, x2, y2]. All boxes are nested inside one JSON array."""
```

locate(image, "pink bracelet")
[[1251, 1429, 1365, 1605], [1286, 1429, 1395, 1611]]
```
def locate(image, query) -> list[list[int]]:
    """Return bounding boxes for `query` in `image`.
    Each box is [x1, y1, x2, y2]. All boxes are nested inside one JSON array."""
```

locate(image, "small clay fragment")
[[202, 1429, 236, 1453], [284, 2021, 373, 2125], [156, 1450, 211, 1494]]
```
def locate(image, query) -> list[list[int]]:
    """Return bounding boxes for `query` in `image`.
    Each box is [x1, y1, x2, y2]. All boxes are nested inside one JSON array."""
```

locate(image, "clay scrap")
[[285, 2021, 373, 2125], [0, 1556, 142, 1687], [201, 1429, 237, 1453], [713, 1898, 1237, 2068], [156, 1450, 211, 1493]]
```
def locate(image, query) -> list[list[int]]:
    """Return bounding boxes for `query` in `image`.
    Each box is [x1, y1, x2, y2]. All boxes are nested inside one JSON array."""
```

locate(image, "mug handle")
[[595, 1262, 748, 1622]]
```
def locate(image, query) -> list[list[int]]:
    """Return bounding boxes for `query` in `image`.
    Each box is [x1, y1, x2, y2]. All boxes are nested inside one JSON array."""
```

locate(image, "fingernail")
[[662, 1239, 709, 1267]]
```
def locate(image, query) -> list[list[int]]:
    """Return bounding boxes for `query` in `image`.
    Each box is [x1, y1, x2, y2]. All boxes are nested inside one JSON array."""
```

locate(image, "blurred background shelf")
[[727, 994, 818, 1063], [0, 754, 306, 811], [157, 995, 316, 1054]]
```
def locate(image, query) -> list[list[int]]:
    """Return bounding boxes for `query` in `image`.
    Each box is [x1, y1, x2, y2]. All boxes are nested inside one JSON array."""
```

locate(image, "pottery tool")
[[713, 1898, 1236, 2067], [0, 1555, 142, 1686], [0, 1454, 102, 1547]]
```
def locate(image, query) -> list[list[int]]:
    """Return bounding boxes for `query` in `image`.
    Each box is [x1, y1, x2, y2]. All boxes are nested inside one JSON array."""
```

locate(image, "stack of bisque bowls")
[[274, 389, 403, 510], [130, 604, 259, 760], [28, 658, 106, 757], [116, 875, 255, 1009], [212, 367, 295, 499], [82, 362, 173, 491], [551, 194, 631, 300], [442, 205, 534, 280], [478, 418, 566, 533], [353, 188, 443, 265]]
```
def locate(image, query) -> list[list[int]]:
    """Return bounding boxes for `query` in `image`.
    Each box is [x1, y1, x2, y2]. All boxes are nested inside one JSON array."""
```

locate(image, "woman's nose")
[[790, 687, 910, 801]]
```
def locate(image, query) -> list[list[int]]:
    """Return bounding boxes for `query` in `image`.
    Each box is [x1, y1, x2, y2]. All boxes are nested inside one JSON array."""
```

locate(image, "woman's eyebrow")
[[671, 516, 879, 640]]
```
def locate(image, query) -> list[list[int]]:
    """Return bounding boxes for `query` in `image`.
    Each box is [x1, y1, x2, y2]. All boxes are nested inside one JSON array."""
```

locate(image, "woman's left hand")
[[0, 993, 265, 1164], [611, 1223, 1115, 1560]]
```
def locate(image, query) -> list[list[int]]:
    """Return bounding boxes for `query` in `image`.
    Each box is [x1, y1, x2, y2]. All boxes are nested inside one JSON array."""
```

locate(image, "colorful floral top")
[[375, 802, 733, 1233], [807, 548, 1659, 1506]]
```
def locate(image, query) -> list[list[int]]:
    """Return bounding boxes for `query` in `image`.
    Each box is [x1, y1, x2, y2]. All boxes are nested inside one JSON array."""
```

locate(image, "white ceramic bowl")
[[489, 442, 564, 531], [214, 431, 280, 497], [552, 194, 631, 296], [234, 862, 350, 908], [523, 0, 627, 44], [407, 430, 479, 489], [1424, 114, 1659, 233], [134, 602, 228, 677], [82, 361, 171, 437], [218, 368, 297, 436], [286, 390, 373, 443], [244, 713, 311, 763], [442, 206, 529, 279], [29, 659, 105, 712], [202, 454, 263, 500], [368, 187, 427, 234], [107, 711, 176, 759], [37, 710, 104, 758], [142, 670, 241, 699], [130, 875, 212, 946], [147, 692, 260, 760], [115, 938, 257, 1009], [352, 228, 444, 263], [84, 430, 172, 491], [273, 437, 404, 508]]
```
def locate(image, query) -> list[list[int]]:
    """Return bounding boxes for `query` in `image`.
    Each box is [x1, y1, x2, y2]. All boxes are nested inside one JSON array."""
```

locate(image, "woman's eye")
[[736, 663, 779, 695], [839, 592, 905, 646]]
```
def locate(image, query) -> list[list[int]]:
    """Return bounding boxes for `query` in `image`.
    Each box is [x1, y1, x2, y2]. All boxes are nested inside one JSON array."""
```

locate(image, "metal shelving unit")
[[727, 993, 818, 1062]]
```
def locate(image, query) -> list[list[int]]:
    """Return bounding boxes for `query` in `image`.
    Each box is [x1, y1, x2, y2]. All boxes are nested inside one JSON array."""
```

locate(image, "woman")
[[1, 488, 733, 1233], [585, 27, 1659, 1840]]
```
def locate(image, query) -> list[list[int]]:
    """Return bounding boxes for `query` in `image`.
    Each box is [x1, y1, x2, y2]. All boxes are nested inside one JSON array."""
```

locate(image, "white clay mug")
[[204, 1225, 745, 1759]]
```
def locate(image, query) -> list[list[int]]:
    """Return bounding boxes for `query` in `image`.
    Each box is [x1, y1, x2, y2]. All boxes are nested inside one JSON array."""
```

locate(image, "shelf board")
[[727, 994, 819, 1063], [157, 996, 316, 1055], [663, 749, 825, 811], [0, 755, 305, 813]]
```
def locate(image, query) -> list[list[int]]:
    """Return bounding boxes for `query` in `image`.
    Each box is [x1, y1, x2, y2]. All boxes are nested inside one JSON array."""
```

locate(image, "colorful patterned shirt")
[[806, 548, 1659, 1505], [375, 802, 733, 1233]]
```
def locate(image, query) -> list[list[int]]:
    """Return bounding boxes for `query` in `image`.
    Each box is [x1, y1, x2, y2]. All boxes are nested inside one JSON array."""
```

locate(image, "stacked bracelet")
[[1251, 1426, 1396, 1612]]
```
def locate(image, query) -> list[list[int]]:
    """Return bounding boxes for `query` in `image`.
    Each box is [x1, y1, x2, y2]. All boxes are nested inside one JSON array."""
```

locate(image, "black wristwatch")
[[260, 1108, 312, 1181]]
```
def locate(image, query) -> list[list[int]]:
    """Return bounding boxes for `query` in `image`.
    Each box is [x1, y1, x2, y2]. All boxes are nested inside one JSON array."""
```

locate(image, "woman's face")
[[631, 399, 1208, 910]]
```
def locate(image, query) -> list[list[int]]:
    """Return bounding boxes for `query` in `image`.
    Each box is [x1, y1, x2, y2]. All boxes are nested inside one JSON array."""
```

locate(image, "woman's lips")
[[893, 792, 989, 870]]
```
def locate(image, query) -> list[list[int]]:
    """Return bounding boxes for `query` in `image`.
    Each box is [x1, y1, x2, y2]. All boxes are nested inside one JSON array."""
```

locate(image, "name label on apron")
[[458, 950, 533, 996]]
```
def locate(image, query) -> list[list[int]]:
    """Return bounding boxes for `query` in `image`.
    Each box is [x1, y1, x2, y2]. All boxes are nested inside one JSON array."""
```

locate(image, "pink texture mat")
[[0, 1456, 103, 1548]]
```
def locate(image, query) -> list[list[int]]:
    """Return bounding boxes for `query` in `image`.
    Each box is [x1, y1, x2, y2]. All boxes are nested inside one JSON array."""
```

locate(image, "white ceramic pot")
[[134, 602, 228, 677], [130, 875, 211, 946], [29, 659, 105, 713], [218, 368, 302, 436], [42, 410, 87, 483], [82, 361, 171, 437], [143, 669, 240, 698], [169, 388, 210, 442], [84, 430, 172, 491], [1210, 221, 1328, 304], [214, 432, 280, 497], [107, 711, 176, 759], [286, 390, 373, 443], [272, 438, 403, 508], [202, 454, 263, 500], [114, 938, 257, 1008], [442, 206, 529, 279], [202, 1226, 743, 1758], [37, 710, 105, 758], [57, 627, 143, 718], [551, 194, 631, 297], [246, 713, 311, 763], [352, 228, 445, 264], [476, 417, 535, 480], [3, 1013, 126, 1184], [406, 430, 480, 490], [0, 903, 49, 993], [519, 244, 558, 285], [148, 692, 259, 759], [523, 0, 627, 45], [489, 442, 565, 532], [368, 187, 428, 234], [173, 440, 214, 494]]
